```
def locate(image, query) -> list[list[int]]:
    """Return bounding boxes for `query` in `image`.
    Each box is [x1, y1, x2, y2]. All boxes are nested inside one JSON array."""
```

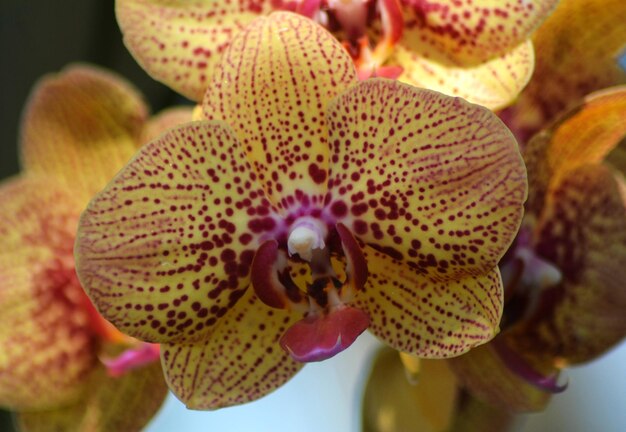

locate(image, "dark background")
[[1, 1, 178, 429]]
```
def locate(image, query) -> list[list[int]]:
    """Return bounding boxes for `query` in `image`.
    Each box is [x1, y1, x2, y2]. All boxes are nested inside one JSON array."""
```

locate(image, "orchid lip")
[[251, 222, 370, 362], [101, 343, 161, 377]]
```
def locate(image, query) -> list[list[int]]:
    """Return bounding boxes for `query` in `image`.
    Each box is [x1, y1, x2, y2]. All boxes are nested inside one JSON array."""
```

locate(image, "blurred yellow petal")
[[394, 40, 534, 110], [354, 246, 503, 357], [17, 361, 167, 432], [502, 0, 626, 140], [326, 79, 527, 281], [523, 86, 626, 214], [0, 177, 97, 410], [447, 342, 553, 412], [140, 105, 194, 143], [76, 121, 277, 345], [203, 12, 357, 210], [116, 0, 273, 101], [162, 289, 301, 409], [362, 348, 457, 432], [513, 164, 626, 365], [401, 0, 558, 64], [20, 64, 148, 206]]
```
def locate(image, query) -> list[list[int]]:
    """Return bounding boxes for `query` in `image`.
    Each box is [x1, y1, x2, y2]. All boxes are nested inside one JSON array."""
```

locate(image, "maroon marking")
[[336, 223, 368, 292]]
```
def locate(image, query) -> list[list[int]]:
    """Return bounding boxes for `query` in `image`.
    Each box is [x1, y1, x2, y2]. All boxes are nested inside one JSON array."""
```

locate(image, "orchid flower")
[[115, 0, 558, 110], [75, 12, 527, 409], [500, 0, 626, 142], [0, 64, 191, 430], [445, 86, 626, 412], [361, 347, 515, 432]]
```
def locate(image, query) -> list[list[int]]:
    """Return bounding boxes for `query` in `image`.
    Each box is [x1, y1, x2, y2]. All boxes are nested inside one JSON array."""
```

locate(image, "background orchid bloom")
[[75, 12, 527, 410], [500, 0, 626, 143], [0, 64, 192, 431], [115, 0, 557, 110], [444, 86, 626, 413], [362, 348, 515, 432]]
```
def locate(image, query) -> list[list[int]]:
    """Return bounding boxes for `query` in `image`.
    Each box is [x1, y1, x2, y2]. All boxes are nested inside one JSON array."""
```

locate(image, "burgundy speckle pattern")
[[203, 11, 357, 210], [0, 177, 97, 410], [76, 122, 278, 344], [117, 0, 274, 101], [162, 289, 301, 409], [76, 12, 528, 409], [402, 0, 559, 63], [327, 79, 527, 282]]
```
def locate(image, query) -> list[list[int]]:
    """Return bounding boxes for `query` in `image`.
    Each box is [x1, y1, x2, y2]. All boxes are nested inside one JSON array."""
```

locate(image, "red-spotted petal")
[[75, 121, 278, 344], [116, 0, 274, 101], [501, 0, 626, 141], [202, 12, 358, 211], [354, 246, 503, 358], [393, 40, 534, 110], [401, 0, 558, 64], [511, 164, 626, 365], [20, 64, 148, 205], [326, 79, 527, 281], [161, 289, 302, 409], [0, 176, 97, 410], [17, 361, 167, 432]]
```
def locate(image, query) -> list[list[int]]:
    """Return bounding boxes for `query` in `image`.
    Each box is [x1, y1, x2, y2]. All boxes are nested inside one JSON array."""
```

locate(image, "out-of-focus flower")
[[447, 86, 626, 412], [500, 0, 626, 142], [0, 64, 191, 431], [115, 0, 558, 109], [361, 347, 515, 432], [75, 12, 527, 409]]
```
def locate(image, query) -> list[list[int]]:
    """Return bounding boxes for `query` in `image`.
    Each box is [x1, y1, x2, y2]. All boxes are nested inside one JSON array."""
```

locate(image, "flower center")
[[251, 221, 370, 362]]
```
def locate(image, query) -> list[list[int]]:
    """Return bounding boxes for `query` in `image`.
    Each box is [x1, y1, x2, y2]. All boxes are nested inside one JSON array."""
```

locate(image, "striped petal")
[[354, 246, 503, 358], [393, 40, 534, 110], [447, 341, 554, 412], [140, 106, 194, 143], [401, 0, 558, 64], [161, 289, 301, 409], [511, 164, 626, 365], [17, 361, 167, 432], [202, 12, 358, 211], [362, 348, 458, 432], [20, 64, 148, 205], [0, 177, 97, 410], [116, 0, 273, 101], [501, 0, 626, 141], [523, 86, 626, 215], [75, 121, 277, 344], [326, 79, 527, 281]]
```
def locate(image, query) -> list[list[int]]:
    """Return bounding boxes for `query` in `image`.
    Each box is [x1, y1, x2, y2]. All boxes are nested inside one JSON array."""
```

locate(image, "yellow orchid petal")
[[0, 176, 97, 410], [393, 40, 534, 110], [161, 289, 301, 409], [326, 79, 527, 281], [362, 348, 457, 432], [202, 12, 358, 211], [17, 362, 167, 432], [354, 246, 503, 357], [502, 0, 626, 140], [447, 342, 553, 412], [140, 105, 194, 143], [524, 86, 626, 215], [513, 164, 626, 365], [116, 0, 273, 101], [75, 121, 277, 345], [20, 64, 148, 206], [401, 0, 558, 64]]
